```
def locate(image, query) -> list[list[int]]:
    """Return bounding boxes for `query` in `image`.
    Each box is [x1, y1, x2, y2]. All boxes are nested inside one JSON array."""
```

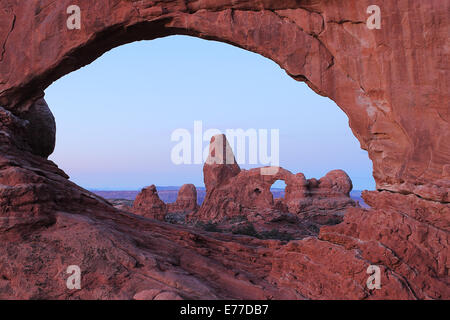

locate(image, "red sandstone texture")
[[0, 1, 448, 299], [132, 185, 167, 221], [167, 184, 198, 214]]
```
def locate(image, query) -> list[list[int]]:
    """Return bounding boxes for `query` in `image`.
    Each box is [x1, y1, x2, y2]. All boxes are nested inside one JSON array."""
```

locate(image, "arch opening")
[[270, 180, 286, 200], [45, 36, 374, 192], [44, 35, 373, 239]]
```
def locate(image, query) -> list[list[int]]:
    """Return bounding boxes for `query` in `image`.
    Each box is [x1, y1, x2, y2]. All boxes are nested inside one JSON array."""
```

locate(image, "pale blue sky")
[[44, 35, 375, 191]]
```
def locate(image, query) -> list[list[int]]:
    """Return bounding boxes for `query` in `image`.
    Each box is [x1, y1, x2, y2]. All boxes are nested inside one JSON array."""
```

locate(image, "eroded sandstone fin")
[[203, 134, 241, 192]]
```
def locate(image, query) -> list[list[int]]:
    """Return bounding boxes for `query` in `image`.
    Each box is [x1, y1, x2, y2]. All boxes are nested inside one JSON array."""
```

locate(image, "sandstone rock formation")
[[167, 184, 198, 214], [193, 134, 357, 226], [0, 1, 448, 300], [203, 134, 241, 191], [131, 184, 198, 223], [132, 185, 167, 221]]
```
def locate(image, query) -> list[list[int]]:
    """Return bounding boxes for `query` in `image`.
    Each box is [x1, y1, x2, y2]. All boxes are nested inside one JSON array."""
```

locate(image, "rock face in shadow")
[[0, 98, 55, 158], [132, 185, 167, 221], [21, 98, 56, 158], [0, 1, 448, 300]]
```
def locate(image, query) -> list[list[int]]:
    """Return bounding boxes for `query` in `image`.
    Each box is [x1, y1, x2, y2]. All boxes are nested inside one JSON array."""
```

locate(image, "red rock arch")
[[1, 1, 448, 202], [0, 1, 448, 299]]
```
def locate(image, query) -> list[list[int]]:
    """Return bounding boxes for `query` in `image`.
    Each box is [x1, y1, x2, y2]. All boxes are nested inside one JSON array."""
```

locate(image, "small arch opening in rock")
[[270, 180, 287, 200]]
